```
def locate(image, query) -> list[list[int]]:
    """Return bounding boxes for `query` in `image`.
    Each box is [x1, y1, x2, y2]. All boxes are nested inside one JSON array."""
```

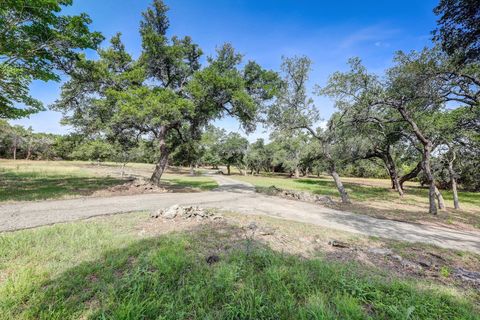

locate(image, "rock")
[[400, 259, 421, 270], [329, 240, 349, 248], [367, 248, 393, 256], [162, 205, 179, 219], [453, 268, 480, 285], [428, 252, 445, 261], [206, 255, 220, 265], [247, 222, 258, 230], [391, 254, 403, 262], [417, 259, 433, 268], [152, 205, 219, 220], [150, 209, 161, 218], [261, 186, 334, 205], [258, 227, 275, 236], [315, 195, 334, 205]]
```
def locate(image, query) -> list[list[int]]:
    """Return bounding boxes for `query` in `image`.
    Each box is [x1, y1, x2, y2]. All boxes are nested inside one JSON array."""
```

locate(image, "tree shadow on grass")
[[0, 170, 126, 202], [162, 177, 218, 192], [297, 179, 394, 201], [294, 178, 480, 206], [6, 224, 478, 320]]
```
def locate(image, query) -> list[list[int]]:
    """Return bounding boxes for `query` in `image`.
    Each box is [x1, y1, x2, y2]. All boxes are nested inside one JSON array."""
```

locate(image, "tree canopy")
[[53, 0, 278, 185], [0, 0, 103, 119], [433, 0, 480, 63]]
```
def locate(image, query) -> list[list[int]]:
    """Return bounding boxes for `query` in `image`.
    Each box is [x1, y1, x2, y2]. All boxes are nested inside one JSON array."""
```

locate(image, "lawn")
[[231, 174, 480, 228], [0, 213, 478, 319], [0, 164, 125, 202], [0, 160, 217, 202], [161, 173, 218, 191]]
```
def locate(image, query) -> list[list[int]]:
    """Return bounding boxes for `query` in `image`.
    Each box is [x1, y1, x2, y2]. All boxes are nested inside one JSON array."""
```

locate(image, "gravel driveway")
[[1, 175, 479, 254]]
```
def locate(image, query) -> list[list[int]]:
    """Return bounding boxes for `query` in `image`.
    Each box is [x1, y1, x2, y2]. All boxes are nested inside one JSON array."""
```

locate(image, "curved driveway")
[[1, 175, 479, 254]]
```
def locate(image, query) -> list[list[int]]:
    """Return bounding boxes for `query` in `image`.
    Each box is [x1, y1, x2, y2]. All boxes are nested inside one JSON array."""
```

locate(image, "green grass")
[[233, 175, 480, 206], [0, 214, 478, 319], [232, 175, 396, 202], [162, 174, 218, 191], [0, 168, 125, 202], [0, 160, 218, 202]]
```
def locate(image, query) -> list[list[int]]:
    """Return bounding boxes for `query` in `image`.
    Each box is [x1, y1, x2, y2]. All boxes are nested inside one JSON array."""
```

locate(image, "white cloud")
[[339, 25, 400, 49]]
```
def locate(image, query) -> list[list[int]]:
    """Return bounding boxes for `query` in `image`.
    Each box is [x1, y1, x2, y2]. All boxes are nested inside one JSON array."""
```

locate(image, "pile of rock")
[[262, 185, 334, 205], [151, 205, 222, 220]]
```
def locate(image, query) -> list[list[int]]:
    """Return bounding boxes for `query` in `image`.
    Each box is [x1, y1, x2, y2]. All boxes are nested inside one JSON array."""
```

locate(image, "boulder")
[[453, 268, 480, 285], [162, 205, 179, 219], [328, 240, 349, 248], [367, 248, 393, 256]]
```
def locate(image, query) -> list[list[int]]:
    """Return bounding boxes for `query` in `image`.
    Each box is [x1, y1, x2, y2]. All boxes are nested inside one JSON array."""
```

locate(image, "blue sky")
[[11, 0, 439, 140]]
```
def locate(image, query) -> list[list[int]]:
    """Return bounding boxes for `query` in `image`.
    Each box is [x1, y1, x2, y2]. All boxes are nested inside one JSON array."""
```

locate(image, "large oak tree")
[[54, 0, 278, 185]]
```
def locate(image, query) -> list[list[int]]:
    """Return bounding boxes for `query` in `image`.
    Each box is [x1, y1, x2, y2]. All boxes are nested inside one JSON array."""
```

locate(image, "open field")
[[0, 160, 217, 202], [1, 159, 478, 230], [230, 174, 480, 229], [1, 211, 479, 319]]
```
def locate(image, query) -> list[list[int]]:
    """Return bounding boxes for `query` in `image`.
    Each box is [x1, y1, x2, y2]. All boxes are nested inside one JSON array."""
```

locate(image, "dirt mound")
[[94, 179, 168, 196]]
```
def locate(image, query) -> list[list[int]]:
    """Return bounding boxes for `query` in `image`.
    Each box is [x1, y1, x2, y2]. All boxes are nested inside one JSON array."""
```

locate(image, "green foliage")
[[440, 266, 451, 278], [199, 125, 225, 168], [0, 0, 103, 119], [53, 1, 278, 182], [0, 120, 57, 159], [433, 0, 480, 63], [341, 160, 389, 179], [218, 132, 249, 173], [245, 138, 272, 174], [269, 132, 310, 176], [268, 56, 318, 132], [70, 140, 118, 162]]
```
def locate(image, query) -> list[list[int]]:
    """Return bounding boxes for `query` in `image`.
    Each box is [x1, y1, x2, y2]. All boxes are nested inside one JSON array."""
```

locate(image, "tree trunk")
[[448, 151, 460, 209], [302, 168, 308, 177], [397, 106, 436, 214], [238, 167, 247, 176], [227, 164, 231, 175], [383, 152, 403, 196], [121, 162, 126, 177], [294, 167, 300, 178], [189, 163, 194, 175], [13, 145, 16, 160], [399, 161, 421, 190], [328, 160, 351, 204], [422, 143, 437, 215], [26, 140, 32, 160], [434, 186, 446, 210], [150, 127, 170, 186]]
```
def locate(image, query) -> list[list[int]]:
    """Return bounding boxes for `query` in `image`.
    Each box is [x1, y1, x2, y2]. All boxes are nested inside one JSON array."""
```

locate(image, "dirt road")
[[1, 175, 479, 253]]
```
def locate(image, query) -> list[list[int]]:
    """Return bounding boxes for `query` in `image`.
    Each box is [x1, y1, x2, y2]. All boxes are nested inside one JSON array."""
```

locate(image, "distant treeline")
[[0, 120, 158, 163], [1, 121, 479, 192]]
